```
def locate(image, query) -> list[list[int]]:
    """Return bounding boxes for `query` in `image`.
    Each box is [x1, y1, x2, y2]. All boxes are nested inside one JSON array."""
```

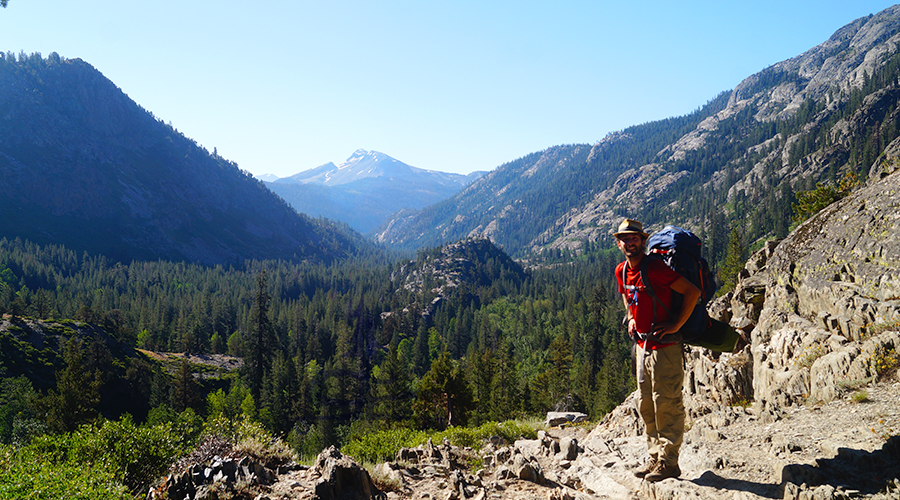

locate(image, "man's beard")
[[622, 243, 644, 257]]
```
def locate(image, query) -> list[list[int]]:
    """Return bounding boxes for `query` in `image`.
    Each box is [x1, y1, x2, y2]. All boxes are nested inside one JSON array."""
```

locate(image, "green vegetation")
[[0, 412, 197, 498], [871, 345, 899, 381], [864, 319, 900, 339], [793, 344, 828, 370], [790, 172, 859, 228], [717, 228, 746, 295], [0, 236, 632, 497], [342, 420, 537, 465]]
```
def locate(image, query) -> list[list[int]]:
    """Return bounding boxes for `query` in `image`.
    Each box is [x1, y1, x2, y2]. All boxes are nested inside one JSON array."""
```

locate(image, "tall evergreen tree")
[[372, 341, 413, 424], [171, 359, 202, 413], [248, 270, 276, 403], [414, 350, 473, 429]]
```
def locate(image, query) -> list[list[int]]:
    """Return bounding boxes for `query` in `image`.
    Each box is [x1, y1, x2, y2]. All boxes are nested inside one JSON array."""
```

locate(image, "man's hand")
[[624, 317, 636, 338], [651, 322, 679, 338]]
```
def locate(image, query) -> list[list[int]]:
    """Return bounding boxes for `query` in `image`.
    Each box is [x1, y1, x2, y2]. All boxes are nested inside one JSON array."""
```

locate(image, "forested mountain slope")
[[0, 53, 365, 265], [376, 6, 900, 271]]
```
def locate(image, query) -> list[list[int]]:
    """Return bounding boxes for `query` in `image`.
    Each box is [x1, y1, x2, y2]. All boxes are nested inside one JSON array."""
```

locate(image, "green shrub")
[[1, 410, 202, 498], [791, 172, 858, 228], [342, 427, 427, 464], [793, 343, 827, 369], [341, 420, 538, 465], [27, 415, 188, 493], [203, 414, 295, 465], [871, 345, 899, 381], [434, 420, 537, 449], [864, 320, 900, 339], [0, 444, 131, 500]]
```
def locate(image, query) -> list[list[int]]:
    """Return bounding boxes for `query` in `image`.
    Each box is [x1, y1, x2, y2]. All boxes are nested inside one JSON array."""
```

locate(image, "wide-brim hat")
[[613, 218, 649, 238]]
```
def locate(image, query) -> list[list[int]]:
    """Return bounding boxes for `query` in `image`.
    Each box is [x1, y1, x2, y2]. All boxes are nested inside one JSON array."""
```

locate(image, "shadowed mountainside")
[[0, 53, 365, 265]]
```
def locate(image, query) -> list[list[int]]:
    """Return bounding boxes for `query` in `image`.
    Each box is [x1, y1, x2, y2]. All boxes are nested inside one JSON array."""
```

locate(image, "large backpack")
[[640, 225, 738, 351]]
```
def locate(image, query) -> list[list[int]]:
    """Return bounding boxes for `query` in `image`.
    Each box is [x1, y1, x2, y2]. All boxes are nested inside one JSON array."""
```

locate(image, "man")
[[613, 219, 700, 482]]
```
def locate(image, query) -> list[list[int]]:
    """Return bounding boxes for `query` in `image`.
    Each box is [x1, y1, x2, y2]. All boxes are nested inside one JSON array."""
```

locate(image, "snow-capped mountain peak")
[[278, 149, 422, 186]]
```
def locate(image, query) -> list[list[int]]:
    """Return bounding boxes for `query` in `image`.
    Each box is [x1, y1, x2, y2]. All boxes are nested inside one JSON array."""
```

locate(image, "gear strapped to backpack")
[[638, 225, 739, 352]]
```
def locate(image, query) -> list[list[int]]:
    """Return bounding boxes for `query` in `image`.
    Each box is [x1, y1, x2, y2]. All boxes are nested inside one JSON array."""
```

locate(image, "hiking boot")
[[632, 457, 658, 478], [644, 461, 681, 482]]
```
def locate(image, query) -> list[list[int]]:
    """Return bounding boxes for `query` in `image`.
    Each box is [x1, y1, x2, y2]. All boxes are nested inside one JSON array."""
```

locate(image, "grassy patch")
[[835, 377, 873, 393], [341, 420, 539, 465]]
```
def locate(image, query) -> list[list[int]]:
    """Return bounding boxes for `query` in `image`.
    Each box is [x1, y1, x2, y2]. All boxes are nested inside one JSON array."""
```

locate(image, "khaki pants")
[[636, 342, 684, 466]]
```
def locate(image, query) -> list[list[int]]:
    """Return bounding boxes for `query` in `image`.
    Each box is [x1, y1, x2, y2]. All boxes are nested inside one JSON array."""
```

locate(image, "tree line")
[[0, 236, 634, 455]]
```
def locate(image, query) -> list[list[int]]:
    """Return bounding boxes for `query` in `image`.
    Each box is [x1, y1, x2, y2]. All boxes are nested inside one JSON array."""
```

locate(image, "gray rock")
[[510, 454, 542, 484], [494, 465, 513, 480], [313, 446, 382, 500], [558, 436, 578, 461], [545, 411, 588, 427]]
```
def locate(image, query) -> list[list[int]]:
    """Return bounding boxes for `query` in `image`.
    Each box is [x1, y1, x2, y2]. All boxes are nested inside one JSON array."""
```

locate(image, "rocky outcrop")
[[150, 453, 295, 500], [714, 168, 900, 410], [545, 412, 588, 427], [312, 446, 383, 500]]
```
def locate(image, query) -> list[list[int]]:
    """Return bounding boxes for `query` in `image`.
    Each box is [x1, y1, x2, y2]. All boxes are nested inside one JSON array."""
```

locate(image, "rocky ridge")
[[545, 7, 900, 255], [374, 6, 900, 260]]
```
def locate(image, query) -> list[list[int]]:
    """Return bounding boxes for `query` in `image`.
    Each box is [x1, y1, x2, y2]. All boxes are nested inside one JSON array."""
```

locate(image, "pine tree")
[[489, 342, 519, 421], [263, 352, 299, 434], [171, 359, 201, 413], [414, 350, 472, 429], [248, 270, 276, 403], [719, 228, 746, 295], [40, 337, 101, 433], [372, 341, 413, 424]]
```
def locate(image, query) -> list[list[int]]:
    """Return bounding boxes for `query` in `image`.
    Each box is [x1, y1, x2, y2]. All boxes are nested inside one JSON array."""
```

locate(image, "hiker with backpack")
[[613, 218, 700, 482]]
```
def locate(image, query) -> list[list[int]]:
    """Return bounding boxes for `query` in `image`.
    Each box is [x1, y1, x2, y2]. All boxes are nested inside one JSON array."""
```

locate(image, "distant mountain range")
[[4, 6, 900, 268], [0, 53, 365, 265], [375, 6, 900, 264], [264, 149, 484, 234]]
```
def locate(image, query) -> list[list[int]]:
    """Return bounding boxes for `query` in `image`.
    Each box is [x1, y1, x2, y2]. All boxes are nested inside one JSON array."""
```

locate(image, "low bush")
[[0, 444, 131, 500], [342, 426, 427, 464], [871, 345, 899, 381], [0, 409, 203, 499]]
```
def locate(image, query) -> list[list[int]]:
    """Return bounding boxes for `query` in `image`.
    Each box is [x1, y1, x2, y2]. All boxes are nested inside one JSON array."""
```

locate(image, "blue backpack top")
[[646, 225, 717, 304], [642, 225, 717, 340]]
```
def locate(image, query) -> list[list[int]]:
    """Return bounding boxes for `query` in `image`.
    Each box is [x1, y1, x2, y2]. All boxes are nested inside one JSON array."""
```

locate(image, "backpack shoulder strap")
[[639, 257, 671, 324]]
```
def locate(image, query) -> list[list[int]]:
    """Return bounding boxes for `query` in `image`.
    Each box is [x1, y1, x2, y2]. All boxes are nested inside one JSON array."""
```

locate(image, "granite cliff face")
[[723, 160, 900, 410]]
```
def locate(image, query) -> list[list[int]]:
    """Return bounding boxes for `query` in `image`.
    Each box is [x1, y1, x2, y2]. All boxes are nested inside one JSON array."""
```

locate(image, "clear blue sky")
[[1, 1, 897, 177]]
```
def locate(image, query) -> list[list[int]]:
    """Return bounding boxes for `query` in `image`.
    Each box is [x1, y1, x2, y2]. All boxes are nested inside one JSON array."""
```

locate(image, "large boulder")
[[313, 446, 383, 500]]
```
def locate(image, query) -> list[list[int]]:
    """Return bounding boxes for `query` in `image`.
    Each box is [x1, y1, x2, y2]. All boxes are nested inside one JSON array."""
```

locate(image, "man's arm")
[[653, 276, 701, 337], [622, 294, 635, 337]]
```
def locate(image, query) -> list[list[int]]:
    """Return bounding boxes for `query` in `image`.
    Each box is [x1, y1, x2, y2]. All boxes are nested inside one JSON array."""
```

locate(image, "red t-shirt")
[[616, 256, 681, 349]]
